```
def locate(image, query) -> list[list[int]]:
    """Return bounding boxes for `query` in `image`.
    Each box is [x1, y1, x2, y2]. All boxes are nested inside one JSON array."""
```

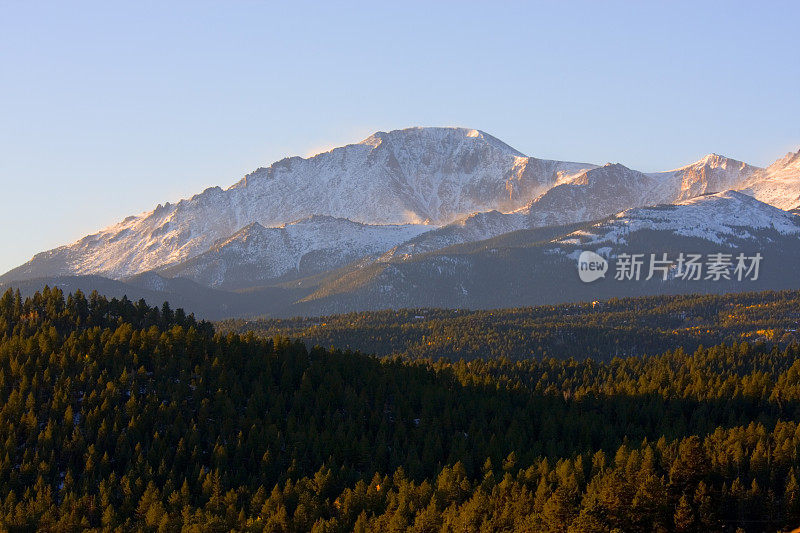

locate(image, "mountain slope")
[[380, 210, 529, 260], [289, 192, 800, 315], [649, 154, 761, 201], [379, 159, 775, 260], [561, 190, 800, 247], [7, 193, 799, 319], [740, 149, 800, 210], [524, 163, 667, 227], [159, 216, 432, 289], [1, 127, 595, 282]]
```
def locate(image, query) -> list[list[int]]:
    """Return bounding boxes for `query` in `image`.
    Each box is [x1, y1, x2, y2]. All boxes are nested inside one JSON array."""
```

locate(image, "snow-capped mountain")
[[524, 163, 668, 227], [2, 126, 799, 318], [740, 149, 800, 210], [649, 154, 761, 202], [228, 127, 559, 226], [284, 192, 800, 316], [159, 216, 432, 289], [558, 190, 800, 247], [0, 127, 594, 282], [377, 160, 775, 261]]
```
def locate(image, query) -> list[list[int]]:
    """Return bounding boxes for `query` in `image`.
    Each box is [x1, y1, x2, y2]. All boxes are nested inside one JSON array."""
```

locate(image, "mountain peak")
[[670, 153, 751, 172], [766, 148, 800, 172], [581, 163, 637, 179], [647, 153, 762, 204], [701, 152, 724, 162], [220, 222, 268, 244], [735, 148, 800, 211], [359, 127, 526, 157]]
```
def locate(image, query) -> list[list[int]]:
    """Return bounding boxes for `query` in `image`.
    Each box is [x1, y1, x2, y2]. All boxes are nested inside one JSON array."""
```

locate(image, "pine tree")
[[674, 493, 695, 532]]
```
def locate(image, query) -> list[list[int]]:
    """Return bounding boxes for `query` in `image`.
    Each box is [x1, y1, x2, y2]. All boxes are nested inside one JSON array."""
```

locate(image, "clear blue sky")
[[1, 1, 798, 274]]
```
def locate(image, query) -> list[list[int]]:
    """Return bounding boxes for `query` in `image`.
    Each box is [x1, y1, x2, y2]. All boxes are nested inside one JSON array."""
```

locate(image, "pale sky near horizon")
[[1, 1, 799, 274]]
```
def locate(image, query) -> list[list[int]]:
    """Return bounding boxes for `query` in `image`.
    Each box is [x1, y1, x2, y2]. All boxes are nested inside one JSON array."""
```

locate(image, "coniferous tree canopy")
[[218, 290, 800, 362], [0, 287, 799, 531]]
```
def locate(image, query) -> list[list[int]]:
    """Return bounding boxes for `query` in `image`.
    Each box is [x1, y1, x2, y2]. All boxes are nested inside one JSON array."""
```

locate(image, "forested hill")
[[3, 287, 800, 530], [218, 290, 800, 361]]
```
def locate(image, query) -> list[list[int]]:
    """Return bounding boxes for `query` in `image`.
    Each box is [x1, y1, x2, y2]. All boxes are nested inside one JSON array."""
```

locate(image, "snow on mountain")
[[557, 190, 800, 247], [523, 163, 669, 227], [160, 216, 432, 288], [0, 186, 244, 282], [228, 127, 594, 225], [2, 124, 797, 294], [1, 127, 595, 282], [382, 163, 682, 260], [379, 210, 529, 261], [739, 149, 800, 210], [649, 154, 761, 201], [650, 150, 800, 211]]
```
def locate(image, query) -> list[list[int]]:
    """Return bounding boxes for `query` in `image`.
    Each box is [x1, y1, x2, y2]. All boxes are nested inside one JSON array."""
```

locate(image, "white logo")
[[575, 251, 762, 283], [577, 251, 608, 283]]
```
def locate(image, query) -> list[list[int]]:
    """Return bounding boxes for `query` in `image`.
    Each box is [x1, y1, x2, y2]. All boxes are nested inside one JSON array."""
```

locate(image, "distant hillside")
[[218, 289, 800, 361]]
